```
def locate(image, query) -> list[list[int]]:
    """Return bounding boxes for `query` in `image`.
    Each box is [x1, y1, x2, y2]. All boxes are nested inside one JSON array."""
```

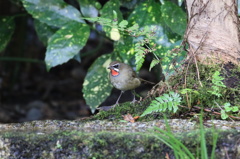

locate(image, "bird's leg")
[[114, 91, 124, 106], [130, 90, 137, 104]]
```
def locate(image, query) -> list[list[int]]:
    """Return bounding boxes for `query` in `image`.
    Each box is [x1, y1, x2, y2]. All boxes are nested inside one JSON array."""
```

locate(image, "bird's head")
[[108, 61, 121, 76]]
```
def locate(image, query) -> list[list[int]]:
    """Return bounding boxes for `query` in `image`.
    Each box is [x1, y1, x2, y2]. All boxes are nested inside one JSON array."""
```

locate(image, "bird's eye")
[[113, 64, 119, 68]]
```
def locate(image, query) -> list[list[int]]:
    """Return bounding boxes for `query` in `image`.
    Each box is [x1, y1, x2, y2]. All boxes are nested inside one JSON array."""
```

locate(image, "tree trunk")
[[185, 0, 240, 65]]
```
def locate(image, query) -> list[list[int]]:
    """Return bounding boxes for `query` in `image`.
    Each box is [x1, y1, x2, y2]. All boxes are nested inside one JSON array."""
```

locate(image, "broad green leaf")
[[77, 0, 99, 18], [21, 0, 84, 27], [159, 42, 186, 80], [128, 1, 162, 26], [45, 22, 90, 70], [100, 0, 123, 37], [114, 36, 135, 62], [161, 1, 187, 36], [82, 54, 113, 113], [0, 16, 15, 52], [34, 20, 58, 46]]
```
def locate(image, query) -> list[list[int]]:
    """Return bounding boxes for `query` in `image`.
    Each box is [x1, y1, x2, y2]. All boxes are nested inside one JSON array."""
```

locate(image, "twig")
[[179, 105, 240, 120]]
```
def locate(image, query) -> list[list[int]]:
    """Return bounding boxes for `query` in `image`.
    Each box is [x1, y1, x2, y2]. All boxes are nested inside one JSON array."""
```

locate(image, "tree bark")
[[185, 0, 240, 65]]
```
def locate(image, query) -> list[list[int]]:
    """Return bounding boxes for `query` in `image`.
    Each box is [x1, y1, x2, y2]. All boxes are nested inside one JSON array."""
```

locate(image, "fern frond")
[[141, 92, 181, 117]]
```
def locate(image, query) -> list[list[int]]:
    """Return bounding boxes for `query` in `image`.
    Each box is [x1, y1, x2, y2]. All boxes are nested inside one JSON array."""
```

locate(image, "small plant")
[[219, 103, 239, 119], [208, 71, 226, 97], [153, 114, 218, 159], [180, 88, 199, 108], [141, 92, 181, 117], [55, 140, 62, 149]]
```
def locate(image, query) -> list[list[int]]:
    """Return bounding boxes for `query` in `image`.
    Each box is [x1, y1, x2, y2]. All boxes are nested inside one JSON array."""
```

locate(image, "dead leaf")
[[122, 113, 139, 123], [133, 116, 140, 120]]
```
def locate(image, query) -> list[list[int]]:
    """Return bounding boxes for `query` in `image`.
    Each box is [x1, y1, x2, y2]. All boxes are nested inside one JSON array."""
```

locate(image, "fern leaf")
[[141, 92, 181, 117]]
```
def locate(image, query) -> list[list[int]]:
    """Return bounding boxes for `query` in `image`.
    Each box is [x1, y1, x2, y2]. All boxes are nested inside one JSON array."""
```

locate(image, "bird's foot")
[[112, 102, 120, 107], [97, 105, 115, 111], [130, 99, 138, 104], [98, 102, 120, 111]]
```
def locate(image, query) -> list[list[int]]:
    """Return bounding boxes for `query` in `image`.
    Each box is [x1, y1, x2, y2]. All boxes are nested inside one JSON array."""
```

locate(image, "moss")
[[0, 129, 239, 158], [94, 99, 154, 120], [169, 63, 240, 108]]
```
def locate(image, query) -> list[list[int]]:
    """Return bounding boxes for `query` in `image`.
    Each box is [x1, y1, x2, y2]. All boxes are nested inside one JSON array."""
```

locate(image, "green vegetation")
[[141, 92, 181, 117], [1, 0, 187, 112], [1, 0, 239, 119], [152, 114, 218, 159]]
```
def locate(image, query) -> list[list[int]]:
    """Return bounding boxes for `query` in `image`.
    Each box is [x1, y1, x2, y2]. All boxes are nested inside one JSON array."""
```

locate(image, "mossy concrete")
[[0, 120, 239, 158]]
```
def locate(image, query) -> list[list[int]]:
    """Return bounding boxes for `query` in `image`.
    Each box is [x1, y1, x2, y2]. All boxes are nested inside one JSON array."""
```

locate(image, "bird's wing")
[[132, 70, 137, 78]]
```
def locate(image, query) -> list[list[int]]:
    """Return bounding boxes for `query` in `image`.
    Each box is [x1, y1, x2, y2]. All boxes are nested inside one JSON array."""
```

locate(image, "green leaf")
[[128, 1, 162, 26], [127, 1, 185, 76], [212, 71, 226, 87], [114, 36, 135, 61], [77, 0, 99, 18], [82, 54, 113, 113], [110, 28, 120, 41], [149, 59, 160, 71], [220, 110, 228, 119], [127, 23, 139, 32], [141, 92, 181, 117], [160, 44, 186, 80], [180, 88, 192, 94], [45, 22, 90, 70], [0, 16, 15, 52], [34, 20, 58, 46], [161, 1, 187, 36], [118, 20, 128, 29], [21, 0, 84, 27], [135, 47, 145, 71], [100, 0, 123, 37], [232, 106, 239, 112]]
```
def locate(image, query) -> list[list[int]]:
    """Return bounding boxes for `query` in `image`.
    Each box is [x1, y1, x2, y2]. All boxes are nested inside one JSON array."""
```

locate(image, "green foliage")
[[100, 0, 123, 38], [180, 88, 199, 95], [199, 111, 208, 159], [220, 103, 239, 119], [0, 16, 15, 52], [153, 127, 195, 159], [45, 22, 90, 70], [180, 88, 200, 108], [2, 0, 187, 113], [141, 92, 181, 117], [77, 0, 100, 18], [82, 54, 113, 113], [208, 71, 226, 97], [161, 1, 187, 35], [34, 20, 58, 46], [152, 114, 218, 159], [149, 59, 160, 71], [160, 46, 186, 80], [21, 0, 85, 27], [170, 63, 240, 120], [20, 0, 90, 70]]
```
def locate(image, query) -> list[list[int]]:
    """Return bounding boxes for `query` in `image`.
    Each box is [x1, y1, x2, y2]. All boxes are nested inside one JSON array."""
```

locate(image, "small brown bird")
[[108, 61, 141, 106]]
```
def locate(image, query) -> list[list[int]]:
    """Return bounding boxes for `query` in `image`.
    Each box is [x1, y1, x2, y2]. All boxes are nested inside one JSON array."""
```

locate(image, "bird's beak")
[[107, 66, 111, 69]]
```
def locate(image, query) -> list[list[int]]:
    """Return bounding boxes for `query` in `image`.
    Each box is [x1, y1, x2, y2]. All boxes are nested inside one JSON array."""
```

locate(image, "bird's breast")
[[110, 73, 141, 91]]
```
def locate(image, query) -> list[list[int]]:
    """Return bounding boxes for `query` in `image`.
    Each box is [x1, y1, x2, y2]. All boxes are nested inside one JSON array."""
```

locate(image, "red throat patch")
[[111, 69, 119, 76]]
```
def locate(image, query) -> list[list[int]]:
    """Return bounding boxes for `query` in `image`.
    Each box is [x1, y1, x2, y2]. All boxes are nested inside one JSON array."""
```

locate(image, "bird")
[[108, 61, 141, 106]]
